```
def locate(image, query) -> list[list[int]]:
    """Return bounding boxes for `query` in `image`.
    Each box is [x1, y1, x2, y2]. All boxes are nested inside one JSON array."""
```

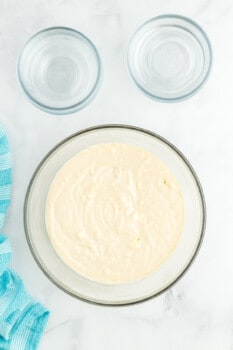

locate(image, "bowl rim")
[[127, 14, 213, 103], [24, 124, 206, 306], [17, 26, 102, 115]]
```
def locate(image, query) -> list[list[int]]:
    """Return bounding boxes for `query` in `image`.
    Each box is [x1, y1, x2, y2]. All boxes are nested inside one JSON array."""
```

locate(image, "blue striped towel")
[[0, 126, 49, 349]]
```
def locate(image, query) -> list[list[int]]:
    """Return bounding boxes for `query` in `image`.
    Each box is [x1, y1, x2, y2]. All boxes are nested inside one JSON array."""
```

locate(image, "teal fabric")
[[0, 126, 49, 349]]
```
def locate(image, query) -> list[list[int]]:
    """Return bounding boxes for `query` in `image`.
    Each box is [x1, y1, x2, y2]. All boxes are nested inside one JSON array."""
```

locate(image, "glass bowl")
[[128, 15, 212, 102], [24, 125, 205, 305], [17, 27, 102, 115]]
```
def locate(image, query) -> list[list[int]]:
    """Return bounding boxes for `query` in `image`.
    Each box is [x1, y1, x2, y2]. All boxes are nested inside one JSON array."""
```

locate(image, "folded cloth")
[[0, 126, 49, 349]]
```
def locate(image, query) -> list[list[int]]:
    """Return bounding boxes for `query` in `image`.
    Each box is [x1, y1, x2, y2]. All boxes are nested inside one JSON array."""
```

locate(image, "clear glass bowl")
[[17, 27, 102, 115], [24, 125, 205, 305], [128, 15, 212, 102]]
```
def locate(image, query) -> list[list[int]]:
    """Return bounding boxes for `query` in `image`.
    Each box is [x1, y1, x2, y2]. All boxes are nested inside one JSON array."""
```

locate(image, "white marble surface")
[[0, 0, 232, 348]]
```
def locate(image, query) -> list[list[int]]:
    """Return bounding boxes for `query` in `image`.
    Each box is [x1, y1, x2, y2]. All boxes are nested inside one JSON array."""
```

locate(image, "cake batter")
[[45, 143, 184, 283]]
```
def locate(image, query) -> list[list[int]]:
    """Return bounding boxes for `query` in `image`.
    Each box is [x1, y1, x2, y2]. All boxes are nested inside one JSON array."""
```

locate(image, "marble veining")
[[0, 0, 232, 349]]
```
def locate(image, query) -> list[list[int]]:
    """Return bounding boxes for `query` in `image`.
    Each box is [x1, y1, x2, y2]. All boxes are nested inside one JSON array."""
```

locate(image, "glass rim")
[[17, 26, 102, 115], [127, 14, 213, 103], [24, 124, 206, 306]]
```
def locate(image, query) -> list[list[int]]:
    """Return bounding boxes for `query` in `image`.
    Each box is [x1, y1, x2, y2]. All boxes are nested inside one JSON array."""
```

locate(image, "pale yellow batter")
[[45, 143, 184, 283]]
